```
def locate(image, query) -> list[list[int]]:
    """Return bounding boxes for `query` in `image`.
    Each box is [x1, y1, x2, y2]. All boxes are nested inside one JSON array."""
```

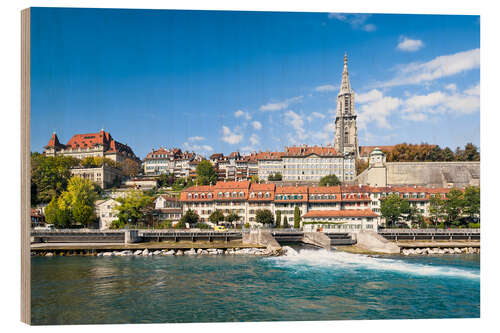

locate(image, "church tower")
[[334, 54, 359, 158]]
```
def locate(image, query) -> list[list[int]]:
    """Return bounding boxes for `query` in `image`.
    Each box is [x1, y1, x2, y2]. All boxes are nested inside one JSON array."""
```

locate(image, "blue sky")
[[30, 8, 480, 158]]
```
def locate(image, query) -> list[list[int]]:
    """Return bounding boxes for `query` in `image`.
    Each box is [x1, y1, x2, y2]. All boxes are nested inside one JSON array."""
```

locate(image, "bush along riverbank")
[[401, 247, 479, 256], [33, 247, 283, 257]]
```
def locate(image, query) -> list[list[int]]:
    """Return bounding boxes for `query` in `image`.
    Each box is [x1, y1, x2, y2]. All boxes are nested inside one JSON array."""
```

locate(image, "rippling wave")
[[270, 247, 480, 280]]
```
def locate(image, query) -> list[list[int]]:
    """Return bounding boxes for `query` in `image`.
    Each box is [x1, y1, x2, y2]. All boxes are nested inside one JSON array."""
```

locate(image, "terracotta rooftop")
[[284, 145, 339, 157]]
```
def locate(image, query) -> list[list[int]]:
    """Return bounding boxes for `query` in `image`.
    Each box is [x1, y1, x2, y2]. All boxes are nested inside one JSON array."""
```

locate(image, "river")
[[30, 248, 480, 325]]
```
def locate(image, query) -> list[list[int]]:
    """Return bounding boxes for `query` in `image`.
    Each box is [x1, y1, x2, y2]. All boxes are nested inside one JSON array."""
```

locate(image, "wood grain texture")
[[21, 7, 31, 325]]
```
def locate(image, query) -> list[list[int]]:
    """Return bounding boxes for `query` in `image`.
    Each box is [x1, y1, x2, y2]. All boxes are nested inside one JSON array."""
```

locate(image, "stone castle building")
[[334, 54, 359, 158]]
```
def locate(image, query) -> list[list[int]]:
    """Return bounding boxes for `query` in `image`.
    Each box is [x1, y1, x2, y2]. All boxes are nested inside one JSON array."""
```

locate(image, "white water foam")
[[271, 249, 479, 280]]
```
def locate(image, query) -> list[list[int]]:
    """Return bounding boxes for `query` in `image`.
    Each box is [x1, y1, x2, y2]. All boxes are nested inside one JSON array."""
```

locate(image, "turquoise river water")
[[31, 248, 480, 325]]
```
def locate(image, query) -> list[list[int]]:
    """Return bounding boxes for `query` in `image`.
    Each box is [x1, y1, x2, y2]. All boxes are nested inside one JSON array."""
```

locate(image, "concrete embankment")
[[302, 232, 331, 250], [243, 230, 282, 254], [351, 230, 401, 254]]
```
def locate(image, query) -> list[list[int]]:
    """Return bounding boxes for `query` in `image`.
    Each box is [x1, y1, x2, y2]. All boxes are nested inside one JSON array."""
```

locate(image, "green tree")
[[225, 212, 241, 227], [158, 173, 175, 188], [250, 175, 259, 183], [114, 190, 154, 227], [463, 186, 480, 222], [282, 215, 289, 228], [209, 209, 225, 225], [44, 196, 60, 226], [293, 206, 301, 228], [463, 143, 480, 161], [178, 209, 199, 228], [275, 210, 282, 228], [429, 196, 445, 227], [442, 147, 455, 161], [172, 177, 194, 191], [195, 160, 217, 185], [355, 159, 369, 175], [30, 154, 80, 204], [444, 188, 464, 227], [255, 209, 274, 226], [319, 174, 341, 186], [380, 194, 407, 228], [268, 173, 283, 181]]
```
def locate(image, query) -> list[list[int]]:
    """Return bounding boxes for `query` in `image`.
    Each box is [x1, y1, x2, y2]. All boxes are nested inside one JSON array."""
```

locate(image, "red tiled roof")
[[284, 145, 339, 157], [254, 151, 284, 160], [275, 186, 309, 194], [303, 209, 378, 218], [308, 186, 341, 194], [47, 130, 137, 158]]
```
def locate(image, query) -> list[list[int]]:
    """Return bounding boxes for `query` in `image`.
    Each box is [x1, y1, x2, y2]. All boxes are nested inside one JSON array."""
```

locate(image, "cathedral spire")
[[340, 53, 351, 94]]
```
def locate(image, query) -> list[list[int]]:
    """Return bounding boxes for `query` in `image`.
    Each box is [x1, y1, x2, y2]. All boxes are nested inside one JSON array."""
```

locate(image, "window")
[[218, 192, 223, 197], [232, 191, 237, 198], [239, 191, 244, 197], [344, 128, 349, 144]]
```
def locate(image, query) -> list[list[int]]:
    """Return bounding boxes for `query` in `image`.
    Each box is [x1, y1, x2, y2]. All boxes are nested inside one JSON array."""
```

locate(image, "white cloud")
[[445, 83, 457, 92], [221, 126, 243, 145], [356, 89, 402, 129], [402, 84, 480, 116], [397, 37, 424, 52], [251, 121, 262, 130], [234, 109, 251, 120], [465, 83, 480, 96], [402, 113, 428, 122], [249, 133, 260, 146], [356, 82, 479, 127], [310, 122, 335, 142], [327, 13, 376, 32], [307, 111, 327, 122], [187, 136, 205, 142], [314, 84, 336, 92], [284, 110, 308, 140], [260, 96, 303, 111], [183, 142, 213, 154], [378, 48, 480, 88]]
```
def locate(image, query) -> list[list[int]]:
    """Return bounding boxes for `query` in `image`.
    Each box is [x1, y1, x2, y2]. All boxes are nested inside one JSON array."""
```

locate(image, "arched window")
[[207, 193, 212, 199], [257, 192, 262, 198], [232, 191, 237, 197], [250, 192, 255, 198], [201, 193, 205, 199], [194, 193, 198, 199], [225, 192, 230, 198], [188, 193, 192, 199], [265, 192, 270, 198], [344, 127, 349, 144], [218, 192, 223, 197]]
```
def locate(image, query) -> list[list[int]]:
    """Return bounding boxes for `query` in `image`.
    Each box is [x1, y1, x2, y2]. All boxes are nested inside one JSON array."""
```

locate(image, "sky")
[[30, 8, 480, 159]]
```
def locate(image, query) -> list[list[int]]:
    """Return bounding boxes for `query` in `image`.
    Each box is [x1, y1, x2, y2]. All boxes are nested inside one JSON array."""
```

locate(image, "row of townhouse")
[[209, 145, 357, 183], [143, 144, 356, 183], [142, 147, 204, 177], [179, 181, 454, 231]]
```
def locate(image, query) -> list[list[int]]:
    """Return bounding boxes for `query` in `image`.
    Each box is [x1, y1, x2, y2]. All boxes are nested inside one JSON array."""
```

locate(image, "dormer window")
[[225, 192, 230, 198], [257, 192, 262, 198], [265, 192, 270, 198], [232, 191, 237, 197], [207, 193, 212, 199], [239, 191, 244, 197], [188, 193, 192, 199], [250, 192, 255, 198], [194, 193, 198, 199], [201, 193, 205, 199], [218, 192, 223, 197]]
